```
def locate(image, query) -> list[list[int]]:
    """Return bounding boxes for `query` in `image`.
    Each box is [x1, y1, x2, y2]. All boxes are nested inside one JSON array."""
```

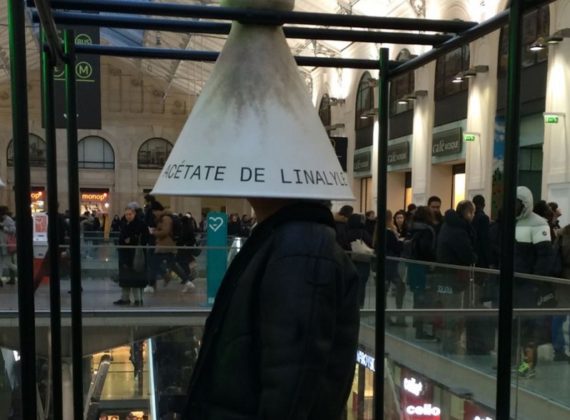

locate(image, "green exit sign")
[[463, 133, 478, 142], [544, 115, 560, 124]]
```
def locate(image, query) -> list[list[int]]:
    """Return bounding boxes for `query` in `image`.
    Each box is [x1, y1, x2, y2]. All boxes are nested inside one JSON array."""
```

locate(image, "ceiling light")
[[529, 37, 546, 52], [452, 72, 465, 83], [398, 97, 410, 105], [546, 36, 563, 45]]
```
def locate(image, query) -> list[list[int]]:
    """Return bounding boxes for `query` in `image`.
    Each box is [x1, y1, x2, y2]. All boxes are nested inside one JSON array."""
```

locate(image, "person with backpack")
[[176, 214, 200, 286], [145, 201, 196, 294], [403, 206, 437, 340]]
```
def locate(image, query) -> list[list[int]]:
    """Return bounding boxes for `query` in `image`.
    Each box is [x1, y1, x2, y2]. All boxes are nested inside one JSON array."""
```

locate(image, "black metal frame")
[[7, 0, 553, 418]]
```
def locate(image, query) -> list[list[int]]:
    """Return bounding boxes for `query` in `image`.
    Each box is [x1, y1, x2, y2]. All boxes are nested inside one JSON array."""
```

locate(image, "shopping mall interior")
[[1, 0, 570, 419]]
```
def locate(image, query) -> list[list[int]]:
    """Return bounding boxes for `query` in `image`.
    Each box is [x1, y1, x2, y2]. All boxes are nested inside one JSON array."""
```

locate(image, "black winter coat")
[[185, 202, 360, 420], [437, 210, 477, 266], [472, 208, 490, 268], [118, 217, 147, 288]]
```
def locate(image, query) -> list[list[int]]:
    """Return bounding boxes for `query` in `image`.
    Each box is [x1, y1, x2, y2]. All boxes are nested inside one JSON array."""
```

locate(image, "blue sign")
[[206, 212, 228, 305]]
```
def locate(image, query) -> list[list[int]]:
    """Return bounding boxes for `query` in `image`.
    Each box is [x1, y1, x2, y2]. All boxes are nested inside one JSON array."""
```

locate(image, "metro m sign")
[[51, 26, 101, 129]]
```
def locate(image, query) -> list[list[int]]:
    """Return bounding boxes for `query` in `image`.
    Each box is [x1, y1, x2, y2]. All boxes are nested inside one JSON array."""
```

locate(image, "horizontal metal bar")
[[45, 0, 477, 33], [40, 11, 452, 46], [75, 44, 396, 69], [389, 0, 556, 78]]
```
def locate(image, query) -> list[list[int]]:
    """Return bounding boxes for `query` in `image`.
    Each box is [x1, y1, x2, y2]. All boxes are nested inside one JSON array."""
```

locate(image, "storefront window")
[[6, 134, 47, 167], [390, 50, 416, 116], [434, 46, 470, 100], [498, 5, 549, 76], [405, 172, 413, 209], [138, 138, 173, 169], [318, 94, 332, 128], [78, 136, 115, 169], [355, 72, 375, 130], [360, 177, 374, 213]]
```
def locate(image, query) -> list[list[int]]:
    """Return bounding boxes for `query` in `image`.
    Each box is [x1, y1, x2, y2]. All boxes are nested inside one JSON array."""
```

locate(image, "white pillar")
[[61, 360, 74, 420], [542, 1, 570, 228], [411, 62, 436, 206], [465, 33, 500, 202]]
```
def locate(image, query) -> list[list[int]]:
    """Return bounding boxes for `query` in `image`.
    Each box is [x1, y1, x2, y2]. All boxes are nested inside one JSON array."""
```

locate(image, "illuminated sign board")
[[356, 350, 375, 372], [463, 132, 480, 142], [474, 417, 493, 420], [81, 192, 108, 202], [403, 377, 424, 397], [405, 404, 441, 419], [544, 114, 559, 124]]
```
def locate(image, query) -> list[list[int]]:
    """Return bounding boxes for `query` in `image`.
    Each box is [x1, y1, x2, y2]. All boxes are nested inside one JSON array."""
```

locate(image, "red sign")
[[463, 401, 494, 420], [404, 404, 441, 420]]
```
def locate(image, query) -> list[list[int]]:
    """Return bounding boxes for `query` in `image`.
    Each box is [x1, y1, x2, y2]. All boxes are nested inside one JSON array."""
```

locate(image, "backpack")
[[401, 227, 436, 261]]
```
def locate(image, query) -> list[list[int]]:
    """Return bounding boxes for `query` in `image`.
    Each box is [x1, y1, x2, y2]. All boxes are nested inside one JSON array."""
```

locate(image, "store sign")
[[432, 127, 463, 157], [405, 404, 441, 419], [53, 27, 101, 129], [356, 350, 375, 372], [388, 142, 410, 165], [354, 149, 372, 177], [403, 377, 424, 396], [330, 136, 348, 171], [31, 191, 44, 202], [81, 192, 108, 202]]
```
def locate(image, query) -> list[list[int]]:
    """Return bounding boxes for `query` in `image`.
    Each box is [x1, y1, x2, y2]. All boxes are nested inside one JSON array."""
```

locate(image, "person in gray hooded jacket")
[[514, 186, 555, 378]]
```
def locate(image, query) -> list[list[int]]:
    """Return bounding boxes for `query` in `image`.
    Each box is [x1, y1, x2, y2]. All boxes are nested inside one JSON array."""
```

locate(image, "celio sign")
[[406, 404, 441, 417]]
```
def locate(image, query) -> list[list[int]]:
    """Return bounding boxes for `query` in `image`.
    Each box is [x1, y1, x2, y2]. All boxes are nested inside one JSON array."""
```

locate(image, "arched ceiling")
[[0, 0, 505, 97]]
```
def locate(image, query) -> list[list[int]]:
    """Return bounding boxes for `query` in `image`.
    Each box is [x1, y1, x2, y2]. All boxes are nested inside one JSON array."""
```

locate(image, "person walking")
[[114, 206, 148, 306], [394, 209, 408, 239], [145, 201, 196, 294]]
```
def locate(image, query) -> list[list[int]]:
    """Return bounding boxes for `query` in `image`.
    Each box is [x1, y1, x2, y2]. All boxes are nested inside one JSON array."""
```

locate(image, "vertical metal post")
[[41, 31, 64, 420], [496, 0, 522, 418], [374, 47, 390, 420], [64, 29, 84, 418], [7, 0, 38, 418]]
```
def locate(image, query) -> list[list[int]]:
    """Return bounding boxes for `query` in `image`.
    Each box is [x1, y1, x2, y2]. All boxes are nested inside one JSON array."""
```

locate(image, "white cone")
[[152, 19, 354, 201]]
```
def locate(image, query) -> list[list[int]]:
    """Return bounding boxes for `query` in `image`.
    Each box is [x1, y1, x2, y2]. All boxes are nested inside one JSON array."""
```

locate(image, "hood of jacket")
[[517, 186, 534, 220]]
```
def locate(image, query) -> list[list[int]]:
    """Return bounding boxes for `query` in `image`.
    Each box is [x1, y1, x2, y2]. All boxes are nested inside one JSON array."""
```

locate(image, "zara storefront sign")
[[356, 350, 375, 372], [432, 127, 463, 158]]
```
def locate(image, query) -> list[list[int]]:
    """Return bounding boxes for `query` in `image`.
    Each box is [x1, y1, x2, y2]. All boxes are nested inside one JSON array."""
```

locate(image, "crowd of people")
[[2, 189, 570, 378], [334, 190, 570, 379]]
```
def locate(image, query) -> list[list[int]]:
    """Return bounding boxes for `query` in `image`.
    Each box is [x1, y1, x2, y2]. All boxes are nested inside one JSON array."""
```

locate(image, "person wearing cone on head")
[[149, 1, 361, 418]]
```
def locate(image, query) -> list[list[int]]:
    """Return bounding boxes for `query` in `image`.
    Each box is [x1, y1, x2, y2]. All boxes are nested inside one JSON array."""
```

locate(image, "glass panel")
[[79, 137, 115, 169]]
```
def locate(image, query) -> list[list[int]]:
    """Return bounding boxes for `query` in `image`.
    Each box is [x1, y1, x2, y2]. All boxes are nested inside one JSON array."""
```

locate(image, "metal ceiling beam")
[[39, 11, 454, 46], [390, 0, 556, 78], [74, 44, 398, 70], [42, 0, 478, 33], [31, 0, 65, 64]]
